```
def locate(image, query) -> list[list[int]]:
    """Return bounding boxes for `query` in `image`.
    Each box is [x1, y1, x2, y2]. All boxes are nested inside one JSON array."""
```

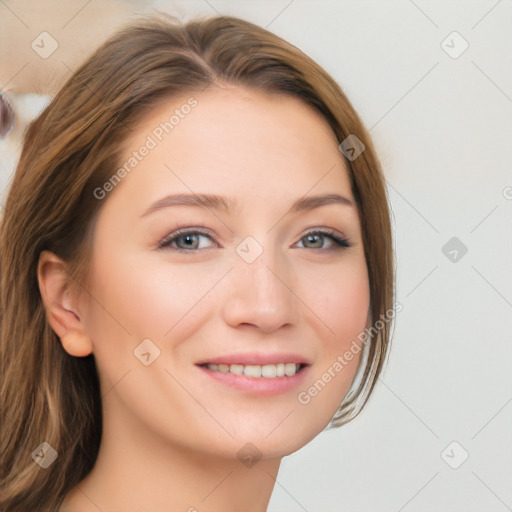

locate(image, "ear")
[[37, 250, 93, 357]]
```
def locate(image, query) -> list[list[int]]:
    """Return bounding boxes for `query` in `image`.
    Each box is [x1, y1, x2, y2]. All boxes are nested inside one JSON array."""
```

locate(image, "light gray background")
[[1, 1, 511, 511]]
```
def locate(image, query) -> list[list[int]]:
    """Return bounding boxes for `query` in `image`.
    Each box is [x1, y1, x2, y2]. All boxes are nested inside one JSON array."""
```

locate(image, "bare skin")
[[38, 85, 370, 512]]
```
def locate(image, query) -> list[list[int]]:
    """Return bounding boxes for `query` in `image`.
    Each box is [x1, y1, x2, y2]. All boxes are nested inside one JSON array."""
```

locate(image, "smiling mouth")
[[197, 362, 307, 378]]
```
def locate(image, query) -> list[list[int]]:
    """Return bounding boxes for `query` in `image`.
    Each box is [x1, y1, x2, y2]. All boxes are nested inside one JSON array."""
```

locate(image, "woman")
[[0, 13, 394, 512]]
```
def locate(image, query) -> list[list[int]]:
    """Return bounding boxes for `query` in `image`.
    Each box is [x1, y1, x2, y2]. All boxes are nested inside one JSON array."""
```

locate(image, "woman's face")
[[78, 85, 370, 459]]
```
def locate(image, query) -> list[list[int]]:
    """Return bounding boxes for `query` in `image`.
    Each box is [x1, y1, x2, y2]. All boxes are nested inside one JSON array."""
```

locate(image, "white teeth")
[[205, 362, 301, 378], [261, 364, 276, 378], [244, 365, 261, 378], [230, 364, 244, 375], [284, 363, 297, 376]]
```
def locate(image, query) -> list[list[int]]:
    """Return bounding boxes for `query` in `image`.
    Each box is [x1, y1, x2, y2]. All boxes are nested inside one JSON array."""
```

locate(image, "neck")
[[60, 397, 281, 512]]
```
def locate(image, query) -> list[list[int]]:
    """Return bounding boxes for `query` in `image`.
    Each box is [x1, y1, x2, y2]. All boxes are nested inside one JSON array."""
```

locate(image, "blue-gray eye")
[[157, 227, 351, 252], [297, 230, 351, 250], [157, 228, 215, 251]]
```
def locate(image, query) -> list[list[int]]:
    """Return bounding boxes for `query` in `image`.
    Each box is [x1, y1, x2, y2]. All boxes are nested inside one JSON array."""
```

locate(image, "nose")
[[221, 243, 299, 333]]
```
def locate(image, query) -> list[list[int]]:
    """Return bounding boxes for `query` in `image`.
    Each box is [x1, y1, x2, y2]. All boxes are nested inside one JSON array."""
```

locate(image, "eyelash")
[[156, 227, 351, 254]]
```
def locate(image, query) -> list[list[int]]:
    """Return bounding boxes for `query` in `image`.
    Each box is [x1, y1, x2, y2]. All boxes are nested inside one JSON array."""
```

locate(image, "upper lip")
[[195, 352, 312, 366]]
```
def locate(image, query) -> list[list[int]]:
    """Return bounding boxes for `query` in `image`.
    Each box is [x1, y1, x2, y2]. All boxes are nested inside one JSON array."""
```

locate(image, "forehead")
[[112, 85, 353, 213]]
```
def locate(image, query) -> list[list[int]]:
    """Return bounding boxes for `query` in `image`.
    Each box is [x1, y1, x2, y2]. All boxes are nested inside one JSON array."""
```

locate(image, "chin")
[[227, 417, 330, 461]]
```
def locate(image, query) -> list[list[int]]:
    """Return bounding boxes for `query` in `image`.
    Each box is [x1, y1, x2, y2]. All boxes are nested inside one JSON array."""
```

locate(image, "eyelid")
[[301, 226, 348, 240]]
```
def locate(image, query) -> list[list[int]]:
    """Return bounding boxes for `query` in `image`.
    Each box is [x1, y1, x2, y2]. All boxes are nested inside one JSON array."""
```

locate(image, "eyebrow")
[[140, 192, 355, 218]]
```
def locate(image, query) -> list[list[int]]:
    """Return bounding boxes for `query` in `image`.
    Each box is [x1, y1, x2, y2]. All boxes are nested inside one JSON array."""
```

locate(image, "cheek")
[[302, 255, 370, 345], [292, 257, 370, 423], [84, 252, 220, 354], [325, 259, 370, 381], [328, 267, 370, 343]]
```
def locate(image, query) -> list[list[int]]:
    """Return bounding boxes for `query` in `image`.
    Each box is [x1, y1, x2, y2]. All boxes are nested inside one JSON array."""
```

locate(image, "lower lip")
[[196, 365, 310, 396]]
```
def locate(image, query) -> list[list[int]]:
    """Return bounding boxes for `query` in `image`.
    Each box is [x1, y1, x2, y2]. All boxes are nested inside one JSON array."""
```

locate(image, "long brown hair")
[[0, 13, 394, 511]]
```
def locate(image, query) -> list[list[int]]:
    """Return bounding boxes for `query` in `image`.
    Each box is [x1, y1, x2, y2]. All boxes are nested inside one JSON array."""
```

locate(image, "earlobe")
[[37, 250, 93, 357], [60, 330, 94, 357]]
